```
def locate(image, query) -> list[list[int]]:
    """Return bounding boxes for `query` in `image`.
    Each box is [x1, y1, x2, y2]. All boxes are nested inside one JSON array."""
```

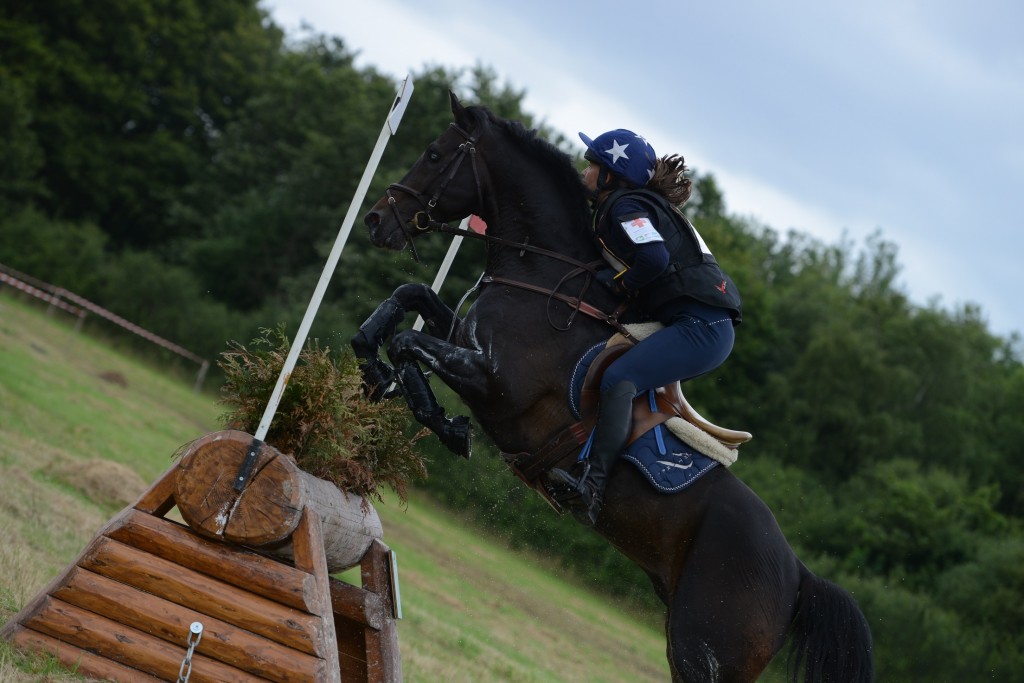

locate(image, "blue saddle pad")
[[569, 343, 718, 494], [622, 422, 718, 493]]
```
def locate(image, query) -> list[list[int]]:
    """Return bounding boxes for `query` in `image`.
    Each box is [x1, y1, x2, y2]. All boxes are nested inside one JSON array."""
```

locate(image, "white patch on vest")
[[691, 224, 713, 255], [620, 216, 663, 244]]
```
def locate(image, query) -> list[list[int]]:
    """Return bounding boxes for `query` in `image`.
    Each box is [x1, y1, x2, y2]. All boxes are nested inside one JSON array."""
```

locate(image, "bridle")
[[384, 122, 485, 263], [382, 121, 633, 339]]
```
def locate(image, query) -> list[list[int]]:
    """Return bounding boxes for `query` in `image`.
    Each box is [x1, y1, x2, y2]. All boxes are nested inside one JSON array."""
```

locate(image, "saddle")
[[579, 342, 752, 450]]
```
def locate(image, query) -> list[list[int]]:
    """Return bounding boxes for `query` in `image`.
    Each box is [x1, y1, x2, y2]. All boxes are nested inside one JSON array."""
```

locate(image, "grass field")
[[0, 293, 672, 682]]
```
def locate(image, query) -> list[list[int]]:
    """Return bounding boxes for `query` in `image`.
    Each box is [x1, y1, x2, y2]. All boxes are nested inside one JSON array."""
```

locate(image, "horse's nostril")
[[364, 211, 380, 228]]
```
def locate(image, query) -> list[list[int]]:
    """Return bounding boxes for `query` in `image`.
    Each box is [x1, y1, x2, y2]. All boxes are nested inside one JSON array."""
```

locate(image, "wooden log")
[[79, 536, 324, 656], [54, 566, 324, 683], [175, 429, 383, 572], [330, 576, 387, 631], [6, 625, 165, 683], [24, 597, 265, 683], [290, 508, 342, 683], [106, 508, 318, 613]]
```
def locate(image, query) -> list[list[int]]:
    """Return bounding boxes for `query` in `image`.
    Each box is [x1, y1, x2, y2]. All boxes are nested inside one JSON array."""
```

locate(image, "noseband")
[[384, 123, 485, 261]]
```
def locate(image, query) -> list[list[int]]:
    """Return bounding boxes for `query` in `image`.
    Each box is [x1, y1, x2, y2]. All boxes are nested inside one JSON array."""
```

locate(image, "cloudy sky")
[[267, 0, 1022, 340]]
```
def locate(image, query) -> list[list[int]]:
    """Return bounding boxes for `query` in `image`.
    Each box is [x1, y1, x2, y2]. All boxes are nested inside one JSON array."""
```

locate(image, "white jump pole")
[[412, 214, 486, 331], [234, 75, 414, 490], [412, 222, 466, 332]]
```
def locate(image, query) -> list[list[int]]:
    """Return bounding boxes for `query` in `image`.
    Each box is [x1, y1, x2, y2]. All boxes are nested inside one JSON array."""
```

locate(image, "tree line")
[[2, 3, 1023, 679]]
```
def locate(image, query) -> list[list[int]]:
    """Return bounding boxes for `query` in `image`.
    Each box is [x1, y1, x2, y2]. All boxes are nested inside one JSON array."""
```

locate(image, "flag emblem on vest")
[[716, 280, 727, 293]]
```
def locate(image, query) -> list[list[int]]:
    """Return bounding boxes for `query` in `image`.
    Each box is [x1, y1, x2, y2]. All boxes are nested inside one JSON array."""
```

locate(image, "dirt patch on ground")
[[97, 370, 128, 387], [49, 458, 148, 508]]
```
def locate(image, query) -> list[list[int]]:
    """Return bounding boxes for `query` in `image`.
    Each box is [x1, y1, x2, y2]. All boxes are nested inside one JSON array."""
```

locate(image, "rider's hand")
[[595, 268, 626, 295]]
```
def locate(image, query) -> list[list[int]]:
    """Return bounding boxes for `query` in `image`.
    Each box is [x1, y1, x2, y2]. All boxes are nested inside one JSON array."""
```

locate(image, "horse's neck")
[[481, 185, 598, 277], [472, 198, 611, 454], [465, 145, 611, 452]]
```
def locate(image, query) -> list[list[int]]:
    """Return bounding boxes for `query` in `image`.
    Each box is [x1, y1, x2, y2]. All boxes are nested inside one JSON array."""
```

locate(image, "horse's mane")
[[464, 105, 591, 233]]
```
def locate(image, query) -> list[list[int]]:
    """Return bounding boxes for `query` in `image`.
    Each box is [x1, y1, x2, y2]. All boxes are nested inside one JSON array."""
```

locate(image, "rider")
[[549, 129, 742, 525]]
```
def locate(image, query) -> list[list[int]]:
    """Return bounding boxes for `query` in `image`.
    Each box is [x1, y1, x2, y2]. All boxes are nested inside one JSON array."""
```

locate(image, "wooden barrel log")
[[175, 430, 382, 572]]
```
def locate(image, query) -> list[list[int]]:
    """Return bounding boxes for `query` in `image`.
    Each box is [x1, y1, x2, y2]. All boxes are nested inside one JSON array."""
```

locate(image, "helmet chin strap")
[[588, 165, 622, 201]]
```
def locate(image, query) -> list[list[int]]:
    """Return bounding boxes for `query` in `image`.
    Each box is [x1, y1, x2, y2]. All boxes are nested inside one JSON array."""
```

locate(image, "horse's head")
[[364, 91, 486, 251]]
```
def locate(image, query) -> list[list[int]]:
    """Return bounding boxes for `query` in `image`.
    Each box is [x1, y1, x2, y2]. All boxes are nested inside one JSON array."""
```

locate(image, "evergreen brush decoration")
[[217, 326, 428, 504]]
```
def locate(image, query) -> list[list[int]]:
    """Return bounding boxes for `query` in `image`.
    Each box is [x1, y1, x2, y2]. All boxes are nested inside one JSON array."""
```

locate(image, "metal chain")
[[177, 621, 204, 683]]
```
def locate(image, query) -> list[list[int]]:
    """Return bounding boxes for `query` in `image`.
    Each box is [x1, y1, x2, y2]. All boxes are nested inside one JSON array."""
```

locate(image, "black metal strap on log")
[[233, 436, 263, 491]]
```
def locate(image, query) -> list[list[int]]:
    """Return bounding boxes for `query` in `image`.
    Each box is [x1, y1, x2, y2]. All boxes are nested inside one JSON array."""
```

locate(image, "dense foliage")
[[2, 3, 1022, 679], [216, 326, 427, 503]]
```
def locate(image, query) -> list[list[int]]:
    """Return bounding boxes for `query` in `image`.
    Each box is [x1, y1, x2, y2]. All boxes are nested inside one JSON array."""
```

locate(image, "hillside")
[[0, 293, 674, 682]]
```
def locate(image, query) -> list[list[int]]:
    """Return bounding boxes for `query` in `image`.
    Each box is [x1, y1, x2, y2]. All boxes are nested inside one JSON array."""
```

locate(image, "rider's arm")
[[611, 198, 670, 292]]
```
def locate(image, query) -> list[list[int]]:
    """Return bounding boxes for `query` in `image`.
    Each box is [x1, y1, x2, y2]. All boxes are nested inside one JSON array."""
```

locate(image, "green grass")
[[0, 292, 671, 682]]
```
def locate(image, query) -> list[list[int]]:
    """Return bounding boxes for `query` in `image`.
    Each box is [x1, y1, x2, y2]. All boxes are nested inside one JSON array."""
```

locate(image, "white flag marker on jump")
[[234, 75, 414, 491]]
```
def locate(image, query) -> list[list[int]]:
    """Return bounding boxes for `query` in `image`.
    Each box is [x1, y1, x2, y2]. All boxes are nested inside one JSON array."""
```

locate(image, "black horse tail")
[[787, 564, 875, 683]]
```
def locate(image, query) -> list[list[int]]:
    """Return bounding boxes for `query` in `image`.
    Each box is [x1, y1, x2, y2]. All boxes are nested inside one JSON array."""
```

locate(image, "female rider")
[[549, 129, 742, 525]]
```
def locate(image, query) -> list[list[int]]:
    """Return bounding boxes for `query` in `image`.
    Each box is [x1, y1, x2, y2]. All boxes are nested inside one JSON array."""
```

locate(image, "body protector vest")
[[594, 189, 743, 323]]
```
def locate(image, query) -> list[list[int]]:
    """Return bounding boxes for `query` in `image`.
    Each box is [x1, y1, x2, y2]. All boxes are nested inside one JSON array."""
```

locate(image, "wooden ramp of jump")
[[0, 453, 402, 682]]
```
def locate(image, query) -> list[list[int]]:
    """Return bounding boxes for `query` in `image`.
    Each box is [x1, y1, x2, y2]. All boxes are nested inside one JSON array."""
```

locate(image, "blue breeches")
[[600, 303, 735, 393]]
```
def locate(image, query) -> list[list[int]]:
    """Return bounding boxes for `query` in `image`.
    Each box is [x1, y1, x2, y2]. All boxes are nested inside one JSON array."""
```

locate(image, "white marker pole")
[[412, 221, 467, 332], [252, 75, 414, 444], [412, 215, 486, 331]]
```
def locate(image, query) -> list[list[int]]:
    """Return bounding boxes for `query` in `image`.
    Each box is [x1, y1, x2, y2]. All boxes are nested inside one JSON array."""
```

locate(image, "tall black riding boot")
[[550, 380, 637, 525]]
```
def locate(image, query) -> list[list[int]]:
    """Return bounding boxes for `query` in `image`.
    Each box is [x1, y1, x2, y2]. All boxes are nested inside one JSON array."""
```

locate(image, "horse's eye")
[[428, 151, 441, 162]]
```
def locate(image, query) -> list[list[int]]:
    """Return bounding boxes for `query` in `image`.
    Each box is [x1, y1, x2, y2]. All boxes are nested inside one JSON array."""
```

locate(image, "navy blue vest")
[[594, 189, 742, 324]]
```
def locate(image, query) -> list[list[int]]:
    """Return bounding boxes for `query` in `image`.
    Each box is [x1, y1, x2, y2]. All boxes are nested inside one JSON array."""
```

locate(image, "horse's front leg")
[[351, 283, 461, 400], [387, 330, 493, 459]]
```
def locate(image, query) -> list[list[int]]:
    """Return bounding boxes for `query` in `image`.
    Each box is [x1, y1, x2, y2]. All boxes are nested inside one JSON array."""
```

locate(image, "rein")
[[429, 221, 633, 338]]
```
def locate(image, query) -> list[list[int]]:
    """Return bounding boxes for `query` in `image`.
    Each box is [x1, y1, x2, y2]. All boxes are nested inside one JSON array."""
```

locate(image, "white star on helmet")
[[605, 140, 630, 164]]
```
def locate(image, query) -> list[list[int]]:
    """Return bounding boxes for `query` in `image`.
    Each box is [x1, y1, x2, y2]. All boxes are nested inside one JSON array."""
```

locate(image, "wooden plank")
[[106, 507, 317, 612], [24, 597, 264, 683], [360, 540, 403, 683], [291, 508, 342, 683], [54, 566, 324, 683], [7, 624, 165, 683], [79, 536, 324, 656], [132, 463, 178, 516]]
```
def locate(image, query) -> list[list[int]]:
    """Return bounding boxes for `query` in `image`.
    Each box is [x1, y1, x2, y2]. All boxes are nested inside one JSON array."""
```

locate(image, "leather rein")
[[383, 122, 633, 339]]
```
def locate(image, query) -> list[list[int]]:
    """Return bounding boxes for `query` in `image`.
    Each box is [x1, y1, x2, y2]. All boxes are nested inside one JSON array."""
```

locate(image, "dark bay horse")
[[353, 92, 873, 683]]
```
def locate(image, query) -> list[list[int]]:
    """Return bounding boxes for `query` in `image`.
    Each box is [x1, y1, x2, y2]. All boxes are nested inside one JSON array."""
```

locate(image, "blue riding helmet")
[[579, 129, 657, 187]]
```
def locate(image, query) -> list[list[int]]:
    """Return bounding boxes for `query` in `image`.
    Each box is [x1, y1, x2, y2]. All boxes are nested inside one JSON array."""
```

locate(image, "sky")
[[267, 0, 1022, 341]]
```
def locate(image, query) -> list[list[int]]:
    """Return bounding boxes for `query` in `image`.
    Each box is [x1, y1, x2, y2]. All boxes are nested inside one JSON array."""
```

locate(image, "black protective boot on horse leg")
[[352, 297, 405, 401], [396, 362, 473, 458], [550, 380, 637, 526]]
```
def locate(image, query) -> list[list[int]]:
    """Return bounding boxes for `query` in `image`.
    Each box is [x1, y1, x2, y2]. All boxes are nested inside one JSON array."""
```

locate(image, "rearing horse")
[[354, 92, 873, 683]]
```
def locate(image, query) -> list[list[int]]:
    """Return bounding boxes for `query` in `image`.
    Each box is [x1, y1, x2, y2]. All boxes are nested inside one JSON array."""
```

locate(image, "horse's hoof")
[[441, 415, 473, 459], [361, 360, 396, 401]]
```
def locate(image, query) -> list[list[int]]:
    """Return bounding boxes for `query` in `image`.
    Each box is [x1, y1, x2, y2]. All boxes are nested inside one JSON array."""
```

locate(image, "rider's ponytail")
[[648, 154, 692, 207]]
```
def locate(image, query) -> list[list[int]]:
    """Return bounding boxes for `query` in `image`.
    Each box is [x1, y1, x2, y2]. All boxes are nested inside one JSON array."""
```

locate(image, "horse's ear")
[[450, 89, 466, 120]]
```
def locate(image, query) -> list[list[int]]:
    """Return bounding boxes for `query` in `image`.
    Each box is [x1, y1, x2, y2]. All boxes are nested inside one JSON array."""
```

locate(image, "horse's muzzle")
[[363, 209, 408, 251]]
